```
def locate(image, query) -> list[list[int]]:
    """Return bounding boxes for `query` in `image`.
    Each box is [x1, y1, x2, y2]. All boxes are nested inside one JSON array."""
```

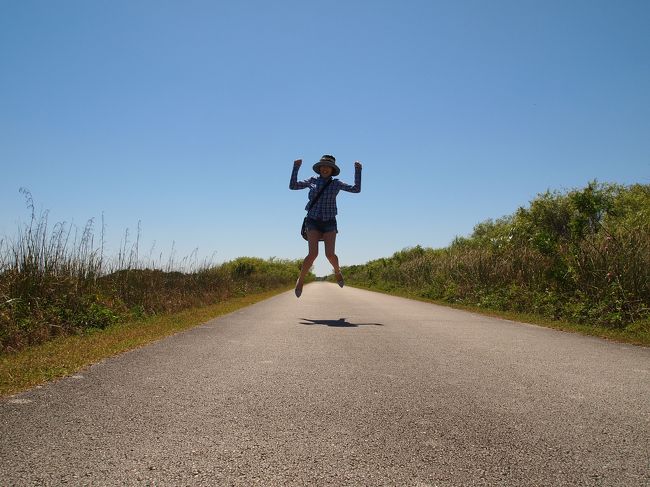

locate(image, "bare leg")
[[298, 229, 322, 284], [323, 231, 341, 279]]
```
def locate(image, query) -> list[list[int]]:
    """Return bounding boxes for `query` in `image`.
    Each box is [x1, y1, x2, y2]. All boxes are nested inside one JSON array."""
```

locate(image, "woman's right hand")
[[294, 159, 302, 167]]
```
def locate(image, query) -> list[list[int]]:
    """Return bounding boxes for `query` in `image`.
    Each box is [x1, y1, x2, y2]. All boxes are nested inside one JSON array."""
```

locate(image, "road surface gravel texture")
[[1, 282, 649, 486]]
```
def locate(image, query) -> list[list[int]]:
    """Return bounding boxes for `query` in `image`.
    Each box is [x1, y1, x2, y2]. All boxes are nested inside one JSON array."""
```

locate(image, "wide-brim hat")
[[313, 154, 340, 177]]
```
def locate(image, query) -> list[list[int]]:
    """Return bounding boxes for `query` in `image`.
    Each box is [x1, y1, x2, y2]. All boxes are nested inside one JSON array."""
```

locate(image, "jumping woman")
[[290, 154, 362, 297]]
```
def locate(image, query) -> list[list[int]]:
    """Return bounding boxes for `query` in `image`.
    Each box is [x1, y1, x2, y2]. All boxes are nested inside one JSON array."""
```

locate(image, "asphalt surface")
[[1, 282, 649, 486]]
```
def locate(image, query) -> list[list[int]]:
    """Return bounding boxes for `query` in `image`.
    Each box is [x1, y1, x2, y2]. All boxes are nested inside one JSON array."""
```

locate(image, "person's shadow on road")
[[300, 318, 384, 328]]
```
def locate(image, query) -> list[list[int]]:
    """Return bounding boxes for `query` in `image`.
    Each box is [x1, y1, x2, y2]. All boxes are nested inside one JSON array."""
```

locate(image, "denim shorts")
[[305, 217, 338, 234]]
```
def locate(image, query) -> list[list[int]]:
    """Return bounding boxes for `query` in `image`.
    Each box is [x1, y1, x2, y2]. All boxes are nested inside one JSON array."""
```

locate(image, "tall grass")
[[341, 182, 650, 334], [0, 191, 306, 352]]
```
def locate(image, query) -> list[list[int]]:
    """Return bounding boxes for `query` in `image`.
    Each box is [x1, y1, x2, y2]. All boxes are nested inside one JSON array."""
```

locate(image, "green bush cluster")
[[342, 182, 650, 333]]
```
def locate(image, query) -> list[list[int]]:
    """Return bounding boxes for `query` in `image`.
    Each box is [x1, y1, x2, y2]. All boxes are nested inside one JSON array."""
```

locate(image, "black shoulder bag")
[[301, 179, 334, 240]]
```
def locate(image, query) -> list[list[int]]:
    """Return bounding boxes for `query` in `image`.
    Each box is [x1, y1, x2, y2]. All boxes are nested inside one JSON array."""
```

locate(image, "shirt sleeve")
[[289, 165, 314, 190], [337, 167, 362, 193]]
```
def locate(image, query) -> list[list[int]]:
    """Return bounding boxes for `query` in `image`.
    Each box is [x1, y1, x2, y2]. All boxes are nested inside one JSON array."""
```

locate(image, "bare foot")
[[295, 279, 304, 297], [335, 271, 344, 288]]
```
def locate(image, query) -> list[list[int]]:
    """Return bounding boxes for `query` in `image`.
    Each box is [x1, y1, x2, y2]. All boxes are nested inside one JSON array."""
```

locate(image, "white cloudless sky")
[[1, 0, 649, 275]]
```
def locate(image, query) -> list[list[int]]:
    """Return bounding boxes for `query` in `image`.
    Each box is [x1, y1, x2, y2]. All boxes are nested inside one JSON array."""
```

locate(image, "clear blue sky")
[[1, 0, 649, 276]]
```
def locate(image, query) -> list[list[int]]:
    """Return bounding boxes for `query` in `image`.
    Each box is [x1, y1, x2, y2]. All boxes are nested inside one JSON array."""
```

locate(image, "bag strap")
[[306, 178, 334, 211]]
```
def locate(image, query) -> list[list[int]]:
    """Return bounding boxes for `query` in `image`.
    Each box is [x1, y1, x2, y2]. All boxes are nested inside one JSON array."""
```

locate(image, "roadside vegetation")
[[339, 181, 650, 344], [0, 190, 308, 354], [0, 289, 287, 396]]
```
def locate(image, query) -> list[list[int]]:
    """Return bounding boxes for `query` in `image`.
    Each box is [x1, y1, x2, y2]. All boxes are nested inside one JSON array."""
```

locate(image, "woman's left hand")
[[354, 161, 362, 170]]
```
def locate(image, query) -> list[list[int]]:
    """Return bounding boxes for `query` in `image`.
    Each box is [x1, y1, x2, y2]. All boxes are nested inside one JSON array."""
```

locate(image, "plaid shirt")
[[289, 165, 361, 220]]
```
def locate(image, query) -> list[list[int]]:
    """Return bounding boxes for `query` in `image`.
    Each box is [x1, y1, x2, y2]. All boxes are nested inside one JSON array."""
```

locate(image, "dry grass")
[[0, 191, 305, 351]]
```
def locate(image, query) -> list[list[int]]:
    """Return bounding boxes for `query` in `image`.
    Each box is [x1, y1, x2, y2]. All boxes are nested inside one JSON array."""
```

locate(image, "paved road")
[[1, 282, 649, 486]]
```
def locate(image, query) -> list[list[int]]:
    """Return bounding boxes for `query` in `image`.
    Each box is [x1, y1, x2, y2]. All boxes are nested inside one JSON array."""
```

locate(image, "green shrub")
[[342, 182, 650, 331]]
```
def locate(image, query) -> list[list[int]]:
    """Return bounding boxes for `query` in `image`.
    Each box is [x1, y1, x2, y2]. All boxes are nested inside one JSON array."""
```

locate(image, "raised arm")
[[338, 161, 362, 193], [289, 159, 313, 190]]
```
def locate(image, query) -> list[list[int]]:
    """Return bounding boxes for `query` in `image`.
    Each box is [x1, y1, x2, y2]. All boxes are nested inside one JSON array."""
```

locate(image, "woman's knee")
[[306, 250, 319, 261], [325, 251, 337, 261]]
